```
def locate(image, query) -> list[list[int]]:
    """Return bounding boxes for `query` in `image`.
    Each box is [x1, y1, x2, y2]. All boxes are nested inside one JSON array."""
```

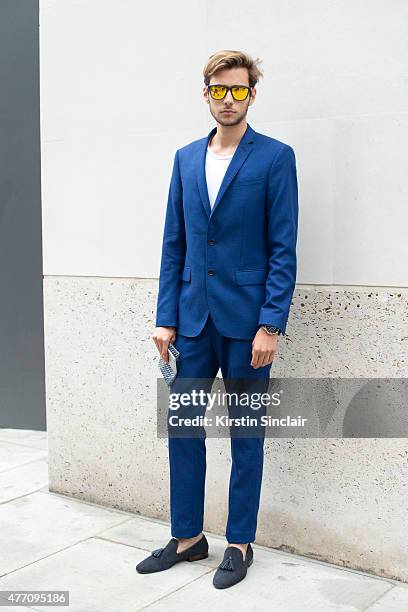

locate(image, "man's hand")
[[152, 326, 177, 363], [251, 327, 279, 368]]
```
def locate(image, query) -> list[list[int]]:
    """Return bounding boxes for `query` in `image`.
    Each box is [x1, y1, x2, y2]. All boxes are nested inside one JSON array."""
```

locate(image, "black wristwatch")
[[260, 324, 281, 336]]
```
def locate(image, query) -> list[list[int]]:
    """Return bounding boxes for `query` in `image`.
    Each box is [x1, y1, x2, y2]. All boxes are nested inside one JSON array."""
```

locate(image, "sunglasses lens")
[[209, 85, 226, 99], [232, 86, 249, 100]]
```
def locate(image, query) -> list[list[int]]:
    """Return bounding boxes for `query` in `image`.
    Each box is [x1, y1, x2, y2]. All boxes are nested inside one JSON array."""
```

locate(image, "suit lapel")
[[210, 127, 255, 218], [196, 123, 256, 219], [197, 127, 216, 218]]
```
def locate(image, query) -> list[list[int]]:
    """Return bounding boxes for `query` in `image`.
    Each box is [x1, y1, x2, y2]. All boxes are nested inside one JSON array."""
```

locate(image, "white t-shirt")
[[205, 145, 234, 209]]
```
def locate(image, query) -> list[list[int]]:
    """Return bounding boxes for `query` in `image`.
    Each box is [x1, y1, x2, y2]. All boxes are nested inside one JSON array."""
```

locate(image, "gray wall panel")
[[0, 0, 45, 430]]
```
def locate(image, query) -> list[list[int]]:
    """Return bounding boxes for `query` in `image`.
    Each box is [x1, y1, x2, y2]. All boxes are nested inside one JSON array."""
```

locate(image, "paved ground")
[[0, 428, 407, 611]]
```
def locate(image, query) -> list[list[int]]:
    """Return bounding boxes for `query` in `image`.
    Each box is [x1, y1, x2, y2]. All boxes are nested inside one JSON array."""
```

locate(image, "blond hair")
[[203, 50, 263, 88]]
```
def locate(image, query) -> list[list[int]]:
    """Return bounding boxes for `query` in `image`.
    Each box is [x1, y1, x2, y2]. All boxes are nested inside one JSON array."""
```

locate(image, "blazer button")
[[208, 239, 216, 245], [208, 269, 215, 276]]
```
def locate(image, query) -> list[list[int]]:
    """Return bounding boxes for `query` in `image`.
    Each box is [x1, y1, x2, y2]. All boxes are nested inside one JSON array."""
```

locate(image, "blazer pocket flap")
[[235, 269, 267, 285], [181, 266, 191, 282], [233, 177, 264, 186]]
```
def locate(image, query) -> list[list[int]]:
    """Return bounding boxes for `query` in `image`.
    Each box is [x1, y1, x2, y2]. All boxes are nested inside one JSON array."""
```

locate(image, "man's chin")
[[217, 114, 243, 127]]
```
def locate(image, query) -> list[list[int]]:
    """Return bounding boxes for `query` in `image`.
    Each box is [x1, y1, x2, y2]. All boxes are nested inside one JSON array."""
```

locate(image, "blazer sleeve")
[[155, 149, 186, 328], [258, 145, 299, 335]]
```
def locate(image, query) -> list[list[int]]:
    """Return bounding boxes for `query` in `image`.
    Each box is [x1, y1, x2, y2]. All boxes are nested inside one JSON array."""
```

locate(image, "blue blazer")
[[155, 123, 298, 340]]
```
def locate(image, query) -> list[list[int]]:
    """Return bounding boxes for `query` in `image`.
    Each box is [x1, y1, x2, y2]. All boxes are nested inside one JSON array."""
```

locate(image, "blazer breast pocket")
[[235, 268, 267, 285], [232, 177, 264, 187]]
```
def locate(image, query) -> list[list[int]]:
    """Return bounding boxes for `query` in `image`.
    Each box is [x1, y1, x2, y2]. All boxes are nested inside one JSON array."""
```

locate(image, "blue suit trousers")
[[167, 312, 272, 544]]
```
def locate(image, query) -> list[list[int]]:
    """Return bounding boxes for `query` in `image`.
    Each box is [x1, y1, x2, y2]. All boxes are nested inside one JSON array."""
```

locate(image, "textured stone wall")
[[44, 277, 408, 581]]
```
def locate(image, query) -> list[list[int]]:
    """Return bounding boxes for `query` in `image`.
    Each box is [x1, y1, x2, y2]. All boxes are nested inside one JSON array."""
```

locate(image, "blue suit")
[[156, 123, 299, 544], [156, 122, 298, 338]]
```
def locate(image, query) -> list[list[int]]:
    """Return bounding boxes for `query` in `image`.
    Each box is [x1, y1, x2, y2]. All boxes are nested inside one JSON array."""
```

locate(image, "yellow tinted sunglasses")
[[207, 84, 252, 101]]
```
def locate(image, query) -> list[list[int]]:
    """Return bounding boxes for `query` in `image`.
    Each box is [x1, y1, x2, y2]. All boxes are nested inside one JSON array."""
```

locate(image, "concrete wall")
[[41, 1, 408, 581]]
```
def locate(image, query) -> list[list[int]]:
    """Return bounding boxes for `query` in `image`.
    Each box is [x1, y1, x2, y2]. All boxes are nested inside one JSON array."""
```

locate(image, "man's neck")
[[209, 120, 247, 154]]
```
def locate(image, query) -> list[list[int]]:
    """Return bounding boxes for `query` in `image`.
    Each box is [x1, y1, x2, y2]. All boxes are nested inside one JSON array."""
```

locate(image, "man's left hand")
[[251, 327, 279, 368]]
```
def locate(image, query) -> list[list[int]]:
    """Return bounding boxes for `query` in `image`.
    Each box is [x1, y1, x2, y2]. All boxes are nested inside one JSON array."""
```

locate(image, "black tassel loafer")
[[213, 544, 253, 589], [136, 535, 209, 574]]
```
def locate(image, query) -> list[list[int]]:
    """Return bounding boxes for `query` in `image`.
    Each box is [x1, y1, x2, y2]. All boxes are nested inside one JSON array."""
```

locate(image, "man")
[[136, 50, 298, 589]]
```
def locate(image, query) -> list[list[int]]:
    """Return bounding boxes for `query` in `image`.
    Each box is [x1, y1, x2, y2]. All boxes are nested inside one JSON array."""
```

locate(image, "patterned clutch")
[[158, 343, 180, 387]]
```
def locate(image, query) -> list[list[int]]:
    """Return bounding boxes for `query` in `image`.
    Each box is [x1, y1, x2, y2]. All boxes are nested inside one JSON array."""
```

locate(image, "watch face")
[[263, 325, 280, 335]]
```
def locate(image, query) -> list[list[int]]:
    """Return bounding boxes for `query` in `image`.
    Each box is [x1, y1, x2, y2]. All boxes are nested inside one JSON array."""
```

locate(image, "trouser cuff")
[[171, 526, 203, 538], [226, 530, 256, 544]]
